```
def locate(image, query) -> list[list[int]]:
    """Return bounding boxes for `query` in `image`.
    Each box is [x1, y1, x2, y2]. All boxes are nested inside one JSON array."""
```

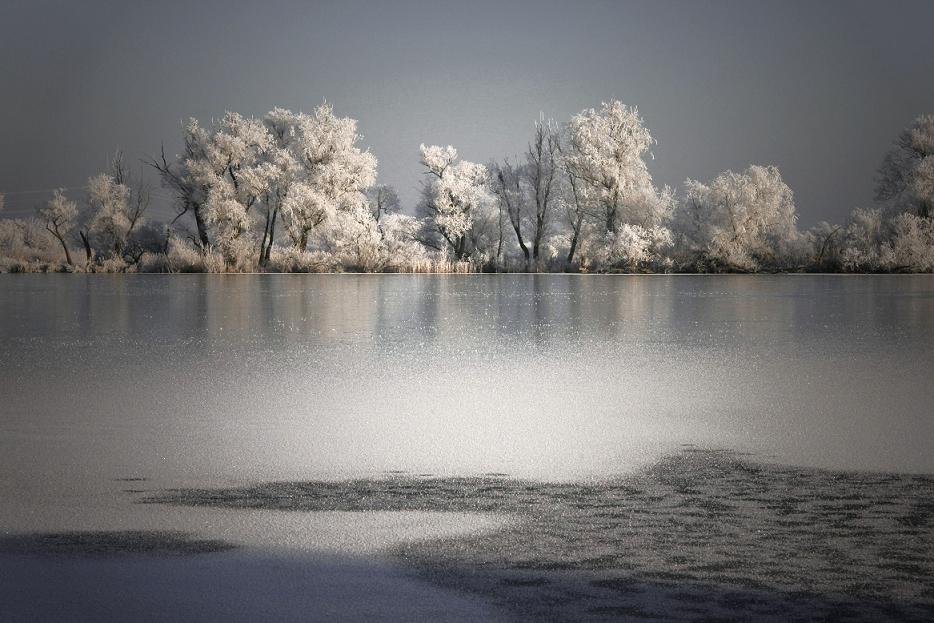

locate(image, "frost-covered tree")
[[367, 184, 400, 223], [38, 189, 78, 265], [86, 154, 149, 258], [309, 201, 381, 270], [889, 212, 934, 271], [876, 115, 934, 217], [526, 119, 561, 267], [807, 119, 934, 273], [87, 173, 130, 255], [599, 223, 673, 271], [183, 112, 270, 264], [154, 104, 376, 267], [377, 212, 430, 269], [149, 123, 218, 249], [558, 101, 673, 270], [464, 196, 503, 267], [678, 165, 799, 270], [563, 101, 667, 234], [153, 109, 276, 260], [418, 144, 491, 260], [490, 158, 528, 265], [556, 139, 592, 266], [251, 105, 377, 262], [271, 105, 377, 256], [808, 221, 844, 270], [830, 207, 934, 273], [838, 207, 888, 271], [0, 217, 59, 267], [491, 119, 562, 270]]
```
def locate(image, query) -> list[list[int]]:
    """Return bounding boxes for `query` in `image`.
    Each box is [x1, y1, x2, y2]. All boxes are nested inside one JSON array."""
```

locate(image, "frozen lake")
[[2, 274, 933, 489], [1, 274, 933, 621]]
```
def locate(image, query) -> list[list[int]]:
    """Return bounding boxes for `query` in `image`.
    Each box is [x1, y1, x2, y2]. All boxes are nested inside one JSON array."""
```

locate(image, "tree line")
[[2, 101, 932, 273]]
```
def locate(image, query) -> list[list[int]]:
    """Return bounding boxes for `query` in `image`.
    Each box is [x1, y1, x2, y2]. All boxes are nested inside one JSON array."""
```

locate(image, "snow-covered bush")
[[889, 213, 934, 271], [599, 223, 673, 271], [377, 213, 431, 271], [267, 248, 335, 273], [677, 165, 800, 271], [0, 218, 60, 270], [838, 208, 887, 271]]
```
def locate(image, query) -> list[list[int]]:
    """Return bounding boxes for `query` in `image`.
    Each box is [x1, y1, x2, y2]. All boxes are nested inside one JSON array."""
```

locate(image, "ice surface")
[[2, 274, 933, 620], [1, 274, 933, 489]]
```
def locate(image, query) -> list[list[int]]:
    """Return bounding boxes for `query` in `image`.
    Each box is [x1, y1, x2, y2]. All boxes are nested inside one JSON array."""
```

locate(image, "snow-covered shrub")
[[148, 239, 228, 273], [839, 208, 886, 271], [0, 218, 62, 271], [677, 165, 800, 271], [96, 255, 131, 273], [267, 248, 335, 273], [889, 213, 934, 271], [599, 223, 673, 271], [377, 213, 431, 271]]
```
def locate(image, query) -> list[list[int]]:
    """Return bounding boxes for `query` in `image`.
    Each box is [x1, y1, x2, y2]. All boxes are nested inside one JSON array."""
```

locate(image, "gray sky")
[[1, 0, 933, 225]]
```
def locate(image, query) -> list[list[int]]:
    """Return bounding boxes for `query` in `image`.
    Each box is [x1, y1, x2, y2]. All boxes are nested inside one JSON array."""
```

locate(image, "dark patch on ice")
[[0, 530, 237, 557], [500, 576, 550, 587], [144, 449, 934, 621]]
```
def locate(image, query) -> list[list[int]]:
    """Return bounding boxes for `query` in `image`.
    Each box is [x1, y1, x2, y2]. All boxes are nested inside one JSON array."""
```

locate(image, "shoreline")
[[3, 270, 934, 277]]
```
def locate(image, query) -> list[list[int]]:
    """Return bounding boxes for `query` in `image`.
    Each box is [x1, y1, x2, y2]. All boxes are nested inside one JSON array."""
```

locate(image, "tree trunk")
[[513, 223, 530, 267], [567, 213, 584, 267], [60, 237, 73, 266], [816, 227, 841, 269], [259, 210, 271, 265], [193, 206, 210, 249], [79, 231, 93, 264], [264, 207, 278, 262], [47, 225, 73, 265], [532, 222, 545, 271], [496, 208, 505, 265], [605, 206, 618, 235]]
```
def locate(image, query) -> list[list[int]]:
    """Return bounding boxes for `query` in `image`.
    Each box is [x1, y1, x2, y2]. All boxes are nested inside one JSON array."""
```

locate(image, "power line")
[[1, 187, 177, 200], [0, 186, 87, 195]]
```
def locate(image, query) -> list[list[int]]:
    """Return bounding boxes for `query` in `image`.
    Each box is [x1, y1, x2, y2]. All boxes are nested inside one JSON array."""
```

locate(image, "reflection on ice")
[[1, 275, 933, 490]]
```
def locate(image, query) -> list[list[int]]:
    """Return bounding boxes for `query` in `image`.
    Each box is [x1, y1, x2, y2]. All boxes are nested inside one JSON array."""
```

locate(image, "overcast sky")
[[1, 0, 933, 225]]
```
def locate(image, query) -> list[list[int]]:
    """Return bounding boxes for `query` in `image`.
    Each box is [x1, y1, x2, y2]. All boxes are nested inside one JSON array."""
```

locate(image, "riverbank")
[[2, 257, 931, 274]]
